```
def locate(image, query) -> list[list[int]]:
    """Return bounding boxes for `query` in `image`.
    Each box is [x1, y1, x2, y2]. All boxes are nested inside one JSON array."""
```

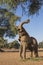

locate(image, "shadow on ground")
[[20, 56, 43, 62], [26, 56, 43, 61]]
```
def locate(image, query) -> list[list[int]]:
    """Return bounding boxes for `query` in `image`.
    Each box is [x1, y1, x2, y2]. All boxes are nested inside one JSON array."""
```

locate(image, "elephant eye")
[[18, 29, 20, 31]]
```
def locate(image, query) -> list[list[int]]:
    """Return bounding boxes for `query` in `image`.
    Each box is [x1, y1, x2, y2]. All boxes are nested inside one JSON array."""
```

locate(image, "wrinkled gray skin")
[[16, 19, 38, 59]]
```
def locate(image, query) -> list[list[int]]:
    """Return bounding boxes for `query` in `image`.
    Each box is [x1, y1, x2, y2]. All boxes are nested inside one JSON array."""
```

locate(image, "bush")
[[38, 41, 43, 48], [8, 40, 20, 49]]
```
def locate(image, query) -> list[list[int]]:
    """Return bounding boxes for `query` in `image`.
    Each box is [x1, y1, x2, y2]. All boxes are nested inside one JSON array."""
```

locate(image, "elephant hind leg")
[[31, 51, 33, 57], [34, 47, 38, 57]]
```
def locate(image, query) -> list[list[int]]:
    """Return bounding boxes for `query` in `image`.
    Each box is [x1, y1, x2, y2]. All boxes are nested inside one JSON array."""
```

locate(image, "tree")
[[0, 37, 5, 48], [0, 37, 8, 52], [0, 8, 20, 37], [39, 41, 43, 48], [0, 8, 20, 51], [0, 0, 43, 40], [0, 0, 43, 15], [8, 40, 20, 49], [13, 40, 20, 49]]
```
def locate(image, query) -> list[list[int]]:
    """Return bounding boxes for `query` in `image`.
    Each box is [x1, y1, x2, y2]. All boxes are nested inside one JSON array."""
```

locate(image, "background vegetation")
[[0, 0, 43, 50]]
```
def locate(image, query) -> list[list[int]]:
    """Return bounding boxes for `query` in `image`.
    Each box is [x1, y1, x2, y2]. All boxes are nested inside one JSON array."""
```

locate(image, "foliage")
[[13, 40, 20, 49], [0, 39, 20, 49], [8, 40, 20, 49], [0, 8, 20, 37], [4, 43, 9, 48], [0, 0, 43, 41], [38, 41, 43, 48], [0, 37, 7, 48], [0, 0, 43, 15]]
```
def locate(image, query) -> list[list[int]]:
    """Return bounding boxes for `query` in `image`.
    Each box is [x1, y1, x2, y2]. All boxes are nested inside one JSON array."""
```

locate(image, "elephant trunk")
[[19, 19, 30, 27]]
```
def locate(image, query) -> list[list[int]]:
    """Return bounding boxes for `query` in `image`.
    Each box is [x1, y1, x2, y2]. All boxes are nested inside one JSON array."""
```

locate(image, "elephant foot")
[[35, 53, 39, 58], [35, 55, 39, 57], [23, 54, 26, 60], [23, 57, 26, 60], [20, 55, 23, 59]]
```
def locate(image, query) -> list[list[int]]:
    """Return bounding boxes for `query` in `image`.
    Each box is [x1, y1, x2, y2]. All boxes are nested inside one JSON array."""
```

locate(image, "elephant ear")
[[19, 19, 30, 27]]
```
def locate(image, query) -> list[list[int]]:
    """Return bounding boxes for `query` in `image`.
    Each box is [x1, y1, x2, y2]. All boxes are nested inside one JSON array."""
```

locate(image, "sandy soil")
[[0, 51, 43, 65]]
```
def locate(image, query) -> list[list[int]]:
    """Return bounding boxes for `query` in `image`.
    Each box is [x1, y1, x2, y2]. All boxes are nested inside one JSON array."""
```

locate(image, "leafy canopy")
[[0, 8, 20, 37], [0, 0, 43, 38], [0, 0, 43, 15]]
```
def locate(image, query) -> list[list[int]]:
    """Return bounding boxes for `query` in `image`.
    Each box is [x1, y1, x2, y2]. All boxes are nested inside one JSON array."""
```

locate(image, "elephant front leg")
[[23, 42, 26, 60], [19, 45, 23, 59], [31, 51, 33, 58]]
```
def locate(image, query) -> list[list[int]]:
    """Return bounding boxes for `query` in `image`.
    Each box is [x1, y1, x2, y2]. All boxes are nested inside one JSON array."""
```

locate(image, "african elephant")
[[15, 19, 38, 59]]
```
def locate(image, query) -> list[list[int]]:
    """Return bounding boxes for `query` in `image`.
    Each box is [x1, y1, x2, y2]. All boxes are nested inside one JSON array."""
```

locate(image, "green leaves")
[[0, 0, 42, 15], [0, 0, 43, 37], [29, 0, 41, 15], [0, 8, 20, 37]]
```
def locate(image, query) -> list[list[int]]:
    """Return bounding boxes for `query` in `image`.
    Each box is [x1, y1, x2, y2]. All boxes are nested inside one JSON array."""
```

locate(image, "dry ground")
[[0, 51, 43, 65]]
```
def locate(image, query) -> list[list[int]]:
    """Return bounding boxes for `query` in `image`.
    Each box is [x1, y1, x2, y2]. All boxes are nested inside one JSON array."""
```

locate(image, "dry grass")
[[0, 51, 43, 65]]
